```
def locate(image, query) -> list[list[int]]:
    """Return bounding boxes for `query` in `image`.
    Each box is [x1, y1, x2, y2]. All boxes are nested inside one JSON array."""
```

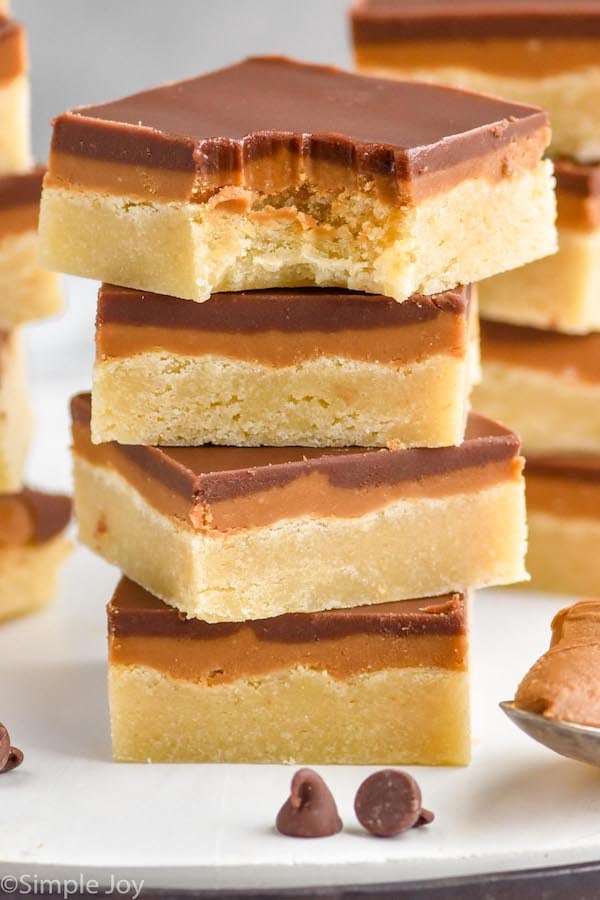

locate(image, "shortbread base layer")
[[74, 454, 527, 621], [40, 163, 556, 303], [0, 76, 30, 175], [526, 511, 600, 597], [109, 663, 470, 765], [0, 535, 71, 622], [473, 361, 600, 453], [355, 64, 600, 163], [0, 231, 63, 327], [479, 228, 600, 334], [91, 349, 475, 448], [0, 330, 31, 491]]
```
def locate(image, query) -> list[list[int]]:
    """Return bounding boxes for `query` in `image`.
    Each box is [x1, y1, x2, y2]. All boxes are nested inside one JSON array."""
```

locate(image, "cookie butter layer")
[[352, 1, 600, 77], [554, 159, 600, 232], [526, 455, 600, 521], [474, 323, 600, 452], [0, 17, 26, 82], [0, 165, 45, 239], [0, 488, 71, 546], [96, 284, 472, 366], [481, 321, 600, 384], [47, 56, 549, 205], [109, 578, 468, 683], [72, 393, 520, 533]]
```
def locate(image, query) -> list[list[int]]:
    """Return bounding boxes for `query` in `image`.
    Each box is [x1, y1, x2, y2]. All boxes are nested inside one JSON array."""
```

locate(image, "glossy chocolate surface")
[[97, 284, 471, 333], [352, 0, 600, 40]]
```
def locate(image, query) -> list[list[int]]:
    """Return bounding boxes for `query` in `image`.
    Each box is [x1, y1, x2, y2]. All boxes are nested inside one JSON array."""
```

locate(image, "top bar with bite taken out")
[[39, 56, 556, 303]]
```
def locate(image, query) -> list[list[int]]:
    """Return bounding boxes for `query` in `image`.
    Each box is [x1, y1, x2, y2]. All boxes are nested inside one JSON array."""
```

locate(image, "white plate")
[[0, 280, 597, 892]]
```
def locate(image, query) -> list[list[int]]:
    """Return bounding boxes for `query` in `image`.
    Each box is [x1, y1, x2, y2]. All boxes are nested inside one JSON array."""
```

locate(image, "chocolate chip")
[[415, 807, 435, 827], [0, 723, 23, 774], [0, 723, 10, 769], [276, 768, 342, 838], [354, 770, 432, 837]]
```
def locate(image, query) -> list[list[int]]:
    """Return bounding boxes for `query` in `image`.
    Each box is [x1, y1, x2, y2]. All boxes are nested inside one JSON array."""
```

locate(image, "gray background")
[[13, 0, 354, 162]]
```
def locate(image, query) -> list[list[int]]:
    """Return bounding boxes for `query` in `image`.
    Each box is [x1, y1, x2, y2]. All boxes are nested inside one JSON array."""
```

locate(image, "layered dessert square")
[[526, 455, 600, 596], [0, 167, 63, 327], [72, 392, 527, 622], [0, 330, 31, 491], [474, 321, 600, 453], [108, 577, 470, 764], [92, 283, 479, 449], [480, 160, 600, 334], [0, 488, 71, 621], [0, 16, 29, 173], [352, 0, 600, 162], [40, 56, 556, 304]]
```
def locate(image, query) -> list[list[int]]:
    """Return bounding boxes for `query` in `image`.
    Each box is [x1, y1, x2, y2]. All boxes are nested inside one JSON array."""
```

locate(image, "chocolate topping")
[[97, 284, 471, 334], [481, 320, 600, 384], [0, 489, 71, 544], [0, 166, 45, 211], [0, 722, 23, 775], [276, 769, 342, 838], [352, 0, 600, 41], [108, 577, 467, 642], [51, 57, 547, 188], [354, 770, 432, 837], [555, 158, 600, 198], [526, 454, 600, 484], [515, 600, 600, 727]]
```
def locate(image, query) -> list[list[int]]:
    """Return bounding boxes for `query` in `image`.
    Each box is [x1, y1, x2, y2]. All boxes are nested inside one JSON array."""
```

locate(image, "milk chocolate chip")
[[354, 770, 434, 837], [0, 723, 23, 774], [276, 768, 342, 838]]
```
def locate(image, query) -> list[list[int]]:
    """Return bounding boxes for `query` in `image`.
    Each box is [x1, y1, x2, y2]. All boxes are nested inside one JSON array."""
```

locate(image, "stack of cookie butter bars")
[[0, 6, 70, 622], [352, 1, 600, 596], [40, 57, 556, 763]]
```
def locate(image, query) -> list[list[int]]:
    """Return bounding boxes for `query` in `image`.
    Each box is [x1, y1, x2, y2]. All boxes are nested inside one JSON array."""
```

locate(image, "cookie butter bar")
[[40, 57, 556, 304], [480, 160, 600, 334], [72, 393, 527, 622], [0, 330, 31, 491], [108, 578, 470, 764], [0, 167, 63, 327], [92, 284, 479, 449], [474, 321, 600, 453], [526, 455, 600, 596], [0, 489, 71, 621], [352, 0, 600, 163], [0, 16, 29, 173]]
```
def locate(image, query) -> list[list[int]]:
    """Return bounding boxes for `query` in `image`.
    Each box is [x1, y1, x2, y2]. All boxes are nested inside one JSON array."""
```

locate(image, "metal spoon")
[[500, 702, 600, 767]]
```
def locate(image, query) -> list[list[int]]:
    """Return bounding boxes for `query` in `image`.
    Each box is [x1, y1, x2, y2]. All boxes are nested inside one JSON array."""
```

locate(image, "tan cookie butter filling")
[[354, 39, 600, 78], [96, 316, 468, 367], [0, 20, 26, 83], [526, 470, 600, 520], [481, 321, 600, 384]]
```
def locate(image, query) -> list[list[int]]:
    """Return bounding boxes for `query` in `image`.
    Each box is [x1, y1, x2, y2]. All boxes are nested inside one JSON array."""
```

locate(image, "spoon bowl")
[[500, 702, 600, 767]]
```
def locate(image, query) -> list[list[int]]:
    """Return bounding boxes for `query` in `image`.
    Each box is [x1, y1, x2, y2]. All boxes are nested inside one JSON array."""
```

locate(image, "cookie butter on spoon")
[[502, 601, 600, 766], [515, 601, 600, 727]]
